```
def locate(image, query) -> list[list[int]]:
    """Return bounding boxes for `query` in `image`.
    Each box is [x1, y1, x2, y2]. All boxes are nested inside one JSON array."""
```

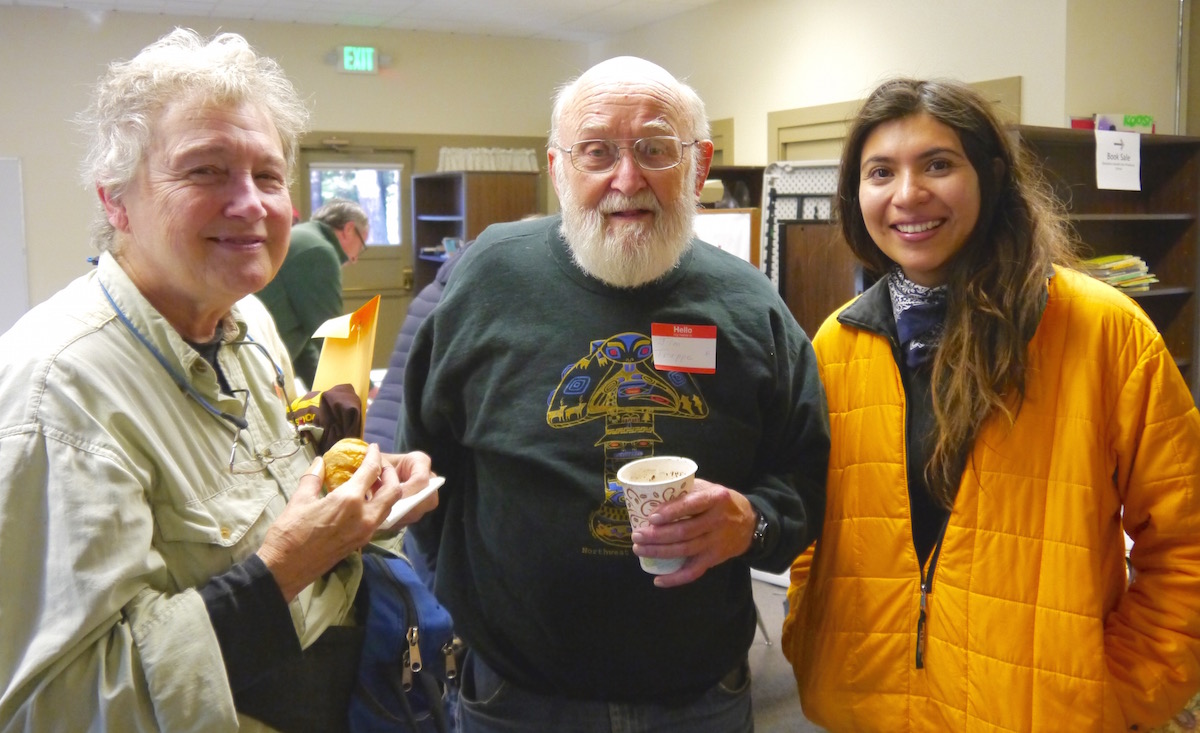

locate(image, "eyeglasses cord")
[[99, 278, 253, 431]]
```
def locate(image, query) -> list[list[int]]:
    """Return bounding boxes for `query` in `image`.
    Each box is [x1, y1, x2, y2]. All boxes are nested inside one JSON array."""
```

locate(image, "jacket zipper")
[[916, 516, 950, 669], [442, 640, 458, 681], [842, 291, 954, 670], [373, 554, 424, 690]]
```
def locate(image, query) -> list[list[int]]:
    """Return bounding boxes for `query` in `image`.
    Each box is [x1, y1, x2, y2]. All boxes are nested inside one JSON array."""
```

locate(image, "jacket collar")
[[313, 220, 350, 265], [837, 276, 897, 346], [95, 252, 248, 382], [836, 269, 1054, 349]]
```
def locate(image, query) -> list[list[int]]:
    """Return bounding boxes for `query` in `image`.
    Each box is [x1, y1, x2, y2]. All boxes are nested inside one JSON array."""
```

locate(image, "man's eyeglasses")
[[556, 136, 698, 174], [353, 226, 368, 252], [221, 339, 304, 474], [227, 388, 305, 473]]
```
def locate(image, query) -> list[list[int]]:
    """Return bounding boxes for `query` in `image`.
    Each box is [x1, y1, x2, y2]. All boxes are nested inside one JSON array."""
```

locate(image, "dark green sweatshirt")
[[401, 214, 829, 701]]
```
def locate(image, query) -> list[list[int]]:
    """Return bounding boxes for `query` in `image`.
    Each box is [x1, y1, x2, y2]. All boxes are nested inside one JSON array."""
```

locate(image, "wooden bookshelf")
[[410, 171, 539, 291], [1015, 125, 1200, 401]]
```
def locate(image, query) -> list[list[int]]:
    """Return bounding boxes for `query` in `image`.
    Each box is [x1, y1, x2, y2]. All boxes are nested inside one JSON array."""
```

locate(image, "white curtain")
[[437, 147, 540, 172]]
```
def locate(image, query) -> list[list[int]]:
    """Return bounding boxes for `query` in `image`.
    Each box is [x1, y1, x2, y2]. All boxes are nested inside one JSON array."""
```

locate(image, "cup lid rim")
[[616, 455, 698, 484]]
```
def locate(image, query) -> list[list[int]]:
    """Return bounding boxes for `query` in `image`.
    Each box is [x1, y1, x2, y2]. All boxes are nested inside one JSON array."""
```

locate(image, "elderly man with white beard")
[[399, 56, 830, 733]]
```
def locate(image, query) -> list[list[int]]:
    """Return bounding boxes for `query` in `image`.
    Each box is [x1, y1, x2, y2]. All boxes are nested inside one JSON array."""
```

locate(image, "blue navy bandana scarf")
[[887, 268, 948, 369]]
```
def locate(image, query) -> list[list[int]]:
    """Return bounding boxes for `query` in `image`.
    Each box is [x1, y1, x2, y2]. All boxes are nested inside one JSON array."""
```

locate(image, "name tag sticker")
[[651, 323, 716, 374]]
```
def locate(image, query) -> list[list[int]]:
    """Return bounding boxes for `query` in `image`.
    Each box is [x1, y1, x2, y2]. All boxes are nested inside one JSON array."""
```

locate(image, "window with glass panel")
[[308, 165, 404, 246]]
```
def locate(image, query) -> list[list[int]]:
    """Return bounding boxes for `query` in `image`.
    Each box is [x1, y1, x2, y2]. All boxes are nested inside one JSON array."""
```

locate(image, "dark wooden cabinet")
[[1016, 125, 1200, 401], [779, 221, 861, 338], [410, 171, 539, 291]]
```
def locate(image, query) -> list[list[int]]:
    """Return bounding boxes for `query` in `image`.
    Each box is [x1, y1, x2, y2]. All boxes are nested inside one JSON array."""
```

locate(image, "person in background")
[[401, 56, 829, 733], [362, 242, 472, 733], [365, 241, 471, 456], [257, 197, 369, 389], [0, 29, 435, 731], [781, 77, 1200, 731]]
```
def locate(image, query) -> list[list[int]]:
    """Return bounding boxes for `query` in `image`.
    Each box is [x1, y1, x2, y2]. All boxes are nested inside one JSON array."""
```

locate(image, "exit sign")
[[339, 45, 378, 74]]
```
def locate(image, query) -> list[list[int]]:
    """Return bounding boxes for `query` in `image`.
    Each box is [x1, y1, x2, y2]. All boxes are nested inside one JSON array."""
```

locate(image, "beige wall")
[[0, 6, 586, 305], [0, 1, 1189, 307], [601, 0, 1188, 165], [1067, 0, 1186, 133], [598, 0, 1069, 166]]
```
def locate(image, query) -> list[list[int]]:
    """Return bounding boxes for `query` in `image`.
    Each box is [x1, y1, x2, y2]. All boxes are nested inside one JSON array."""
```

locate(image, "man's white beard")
[[558, 168, 696, 289]]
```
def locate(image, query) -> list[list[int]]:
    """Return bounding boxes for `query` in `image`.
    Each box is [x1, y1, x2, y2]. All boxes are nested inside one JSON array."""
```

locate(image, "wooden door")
[[780, 221, 863, 337]]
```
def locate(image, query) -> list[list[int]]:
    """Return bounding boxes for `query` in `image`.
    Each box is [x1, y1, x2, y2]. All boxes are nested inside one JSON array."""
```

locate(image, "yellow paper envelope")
[[311, 295, 381, 423]]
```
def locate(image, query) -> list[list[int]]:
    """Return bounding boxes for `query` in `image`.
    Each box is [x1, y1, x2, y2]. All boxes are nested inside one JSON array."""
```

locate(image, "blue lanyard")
[[98, 278, 257, 430]]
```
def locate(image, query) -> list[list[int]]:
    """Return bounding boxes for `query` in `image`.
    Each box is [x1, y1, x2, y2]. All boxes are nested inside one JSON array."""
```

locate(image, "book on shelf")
[[1082, 254, 1143, 273], [1080, 254, 1157, 291]]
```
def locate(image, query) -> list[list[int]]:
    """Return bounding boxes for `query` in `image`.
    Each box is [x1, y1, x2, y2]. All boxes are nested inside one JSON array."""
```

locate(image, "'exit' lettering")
[[340, 46, 377, 74]]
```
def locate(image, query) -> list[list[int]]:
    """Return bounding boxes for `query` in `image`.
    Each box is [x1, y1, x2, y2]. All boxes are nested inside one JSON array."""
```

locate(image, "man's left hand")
[[629, 478, 757, 589]]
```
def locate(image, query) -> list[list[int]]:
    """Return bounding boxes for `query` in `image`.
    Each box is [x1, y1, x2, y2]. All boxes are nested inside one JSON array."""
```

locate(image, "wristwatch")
[[750, 510, 769, 554]]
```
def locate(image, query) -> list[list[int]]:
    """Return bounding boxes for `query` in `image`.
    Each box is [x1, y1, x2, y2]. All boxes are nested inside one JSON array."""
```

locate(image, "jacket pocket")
[[151, 477, 283, 589], [154, 479, 279, 548]]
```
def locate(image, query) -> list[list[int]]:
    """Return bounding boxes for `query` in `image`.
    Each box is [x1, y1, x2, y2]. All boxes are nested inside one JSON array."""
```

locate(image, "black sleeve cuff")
[[199, 553, 302, 692]]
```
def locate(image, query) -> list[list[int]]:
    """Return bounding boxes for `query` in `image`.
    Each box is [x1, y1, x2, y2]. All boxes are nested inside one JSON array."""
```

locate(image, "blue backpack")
[[349, 549, 459, 732]]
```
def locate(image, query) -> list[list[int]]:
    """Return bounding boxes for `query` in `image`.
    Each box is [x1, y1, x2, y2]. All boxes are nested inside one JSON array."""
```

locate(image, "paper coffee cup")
[[616, 456, 697, 575]]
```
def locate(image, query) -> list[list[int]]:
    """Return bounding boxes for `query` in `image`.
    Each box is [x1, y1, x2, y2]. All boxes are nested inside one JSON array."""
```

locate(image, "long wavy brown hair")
[[835, 78, 1078, 507]]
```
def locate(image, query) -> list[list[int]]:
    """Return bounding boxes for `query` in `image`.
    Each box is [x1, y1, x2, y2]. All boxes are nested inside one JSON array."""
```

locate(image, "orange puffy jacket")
[[783, 267, 1200, 731]]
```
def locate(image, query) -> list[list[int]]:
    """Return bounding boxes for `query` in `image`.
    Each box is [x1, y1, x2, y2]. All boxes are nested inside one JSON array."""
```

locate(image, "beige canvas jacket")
[[0, 253, 360, 731]]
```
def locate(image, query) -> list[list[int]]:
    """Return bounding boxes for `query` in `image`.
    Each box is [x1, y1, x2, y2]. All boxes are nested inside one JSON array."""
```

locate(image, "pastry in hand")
[[323, 437, 369, 490]]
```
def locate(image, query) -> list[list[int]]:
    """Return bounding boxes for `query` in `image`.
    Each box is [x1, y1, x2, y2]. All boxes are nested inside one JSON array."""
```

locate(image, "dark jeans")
[[458, 651, 753, 733]]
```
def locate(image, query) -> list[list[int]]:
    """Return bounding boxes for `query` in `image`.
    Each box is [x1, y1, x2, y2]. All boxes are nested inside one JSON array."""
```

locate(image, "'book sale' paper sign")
[[1095, 130, 1141, 191]]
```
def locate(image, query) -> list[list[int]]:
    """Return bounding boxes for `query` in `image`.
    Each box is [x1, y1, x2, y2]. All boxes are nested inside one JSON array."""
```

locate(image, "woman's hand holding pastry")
[[257, 440, 403, 601]]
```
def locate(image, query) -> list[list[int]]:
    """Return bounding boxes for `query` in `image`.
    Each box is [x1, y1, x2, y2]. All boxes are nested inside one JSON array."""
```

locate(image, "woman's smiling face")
[[857, 112, 981, 287]]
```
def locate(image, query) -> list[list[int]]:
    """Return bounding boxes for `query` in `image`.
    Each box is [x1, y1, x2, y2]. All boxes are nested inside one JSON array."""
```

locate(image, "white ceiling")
[[4, 0, 723, 43]]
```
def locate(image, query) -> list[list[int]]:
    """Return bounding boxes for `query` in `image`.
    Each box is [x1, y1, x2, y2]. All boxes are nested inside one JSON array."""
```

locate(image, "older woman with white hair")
[[0, 28, 434, 731]]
